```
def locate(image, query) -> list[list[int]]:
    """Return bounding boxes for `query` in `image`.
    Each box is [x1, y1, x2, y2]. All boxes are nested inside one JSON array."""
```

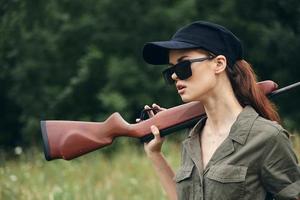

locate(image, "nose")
[[171, 72, 179, 82]]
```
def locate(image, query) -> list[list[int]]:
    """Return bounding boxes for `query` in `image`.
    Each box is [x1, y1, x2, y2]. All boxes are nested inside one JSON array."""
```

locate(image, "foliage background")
[[1, 0, 300, 148]]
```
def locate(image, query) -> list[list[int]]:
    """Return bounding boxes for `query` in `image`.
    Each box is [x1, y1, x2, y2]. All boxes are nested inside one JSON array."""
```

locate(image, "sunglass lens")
[[175, 60, 192, 80], [162, 68, 175, 84]]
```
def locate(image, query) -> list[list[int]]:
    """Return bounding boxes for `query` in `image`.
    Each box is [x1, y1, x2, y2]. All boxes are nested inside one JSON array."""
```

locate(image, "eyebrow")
[[169, 56, 189, 65]]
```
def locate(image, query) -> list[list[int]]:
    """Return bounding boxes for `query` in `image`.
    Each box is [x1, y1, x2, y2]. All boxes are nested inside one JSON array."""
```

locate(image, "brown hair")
[[226, 60, 281, 123]]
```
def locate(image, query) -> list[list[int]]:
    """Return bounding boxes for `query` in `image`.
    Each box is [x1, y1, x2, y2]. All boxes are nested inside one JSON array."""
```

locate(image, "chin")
[[180, 92, 203, 103], [180, 94, 193, 103]]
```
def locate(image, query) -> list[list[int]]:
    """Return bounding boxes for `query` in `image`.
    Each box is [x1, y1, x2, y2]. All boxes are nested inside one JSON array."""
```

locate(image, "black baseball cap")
[[142, 21, 243, 67]]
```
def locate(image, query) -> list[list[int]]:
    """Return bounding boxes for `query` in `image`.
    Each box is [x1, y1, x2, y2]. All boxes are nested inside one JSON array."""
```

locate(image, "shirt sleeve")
[[261, 129, 300, 200]]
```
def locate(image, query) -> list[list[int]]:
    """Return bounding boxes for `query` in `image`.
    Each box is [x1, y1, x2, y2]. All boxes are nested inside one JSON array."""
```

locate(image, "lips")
[[176, 84, 186, 91]]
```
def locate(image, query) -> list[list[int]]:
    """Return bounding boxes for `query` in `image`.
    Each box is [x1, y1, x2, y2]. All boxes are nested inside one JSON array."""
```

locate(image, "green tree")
[[0, 0, 299, 147]]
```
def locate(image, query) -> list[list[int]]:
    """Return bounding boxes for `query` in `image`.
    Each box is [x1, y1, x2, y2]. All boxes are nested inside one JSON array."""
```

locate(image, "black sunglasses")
[[162, 56, 215, 84]]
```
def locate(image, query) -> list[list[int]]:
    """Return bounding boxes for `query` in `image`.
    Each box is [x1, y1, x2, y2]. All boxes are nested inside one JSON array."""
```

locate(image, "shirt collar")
[[228, 106, 259, 145], [186, 106, 259, 145], [187, 115, 207, 138]]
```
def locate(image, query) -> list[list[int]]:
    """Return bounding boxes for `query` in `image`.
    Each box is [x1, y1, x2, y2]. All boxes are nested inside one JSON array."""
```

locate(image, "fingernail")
[[151, 125, 158, 133]]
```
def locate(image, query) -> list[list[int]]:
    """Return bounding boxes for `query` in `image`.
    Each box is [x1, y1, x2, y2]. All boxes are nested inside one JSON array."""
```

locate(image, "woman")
[[140, 21, 300, 200]]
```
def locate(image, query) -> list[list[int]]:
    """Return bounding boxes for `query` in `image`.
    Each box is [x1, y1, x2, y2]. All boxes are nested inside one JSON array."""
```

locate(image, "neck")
[[200, 79, 243, 135]]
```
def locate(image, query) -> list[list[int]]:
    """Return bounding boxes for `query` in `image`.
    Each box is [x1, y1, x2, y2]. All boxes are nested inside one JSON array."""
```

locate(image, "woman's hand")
[[135, 103, 166, 123], [144, 125, 165, 156], [135, 104, 167, 156]]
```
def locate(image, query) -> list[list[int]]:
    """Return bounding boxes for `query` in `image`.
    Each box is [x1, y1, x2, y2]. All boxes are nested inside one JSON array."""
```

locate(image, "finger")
[[144, 125, 159, 144], [152, 103, 159, 108], [144, 105, 155, 117], [152, 103, 159, 112], [152, 103, 167, 111], [150, 125, 159, 138], [151, 125, 163, 140], [151, 125, 159, 135]]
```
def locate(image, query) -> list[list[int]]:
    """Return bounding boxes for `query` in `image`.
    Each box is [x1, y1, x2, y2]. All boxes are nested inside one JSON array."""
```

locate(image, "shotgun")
[[41, 80, 300, 161]]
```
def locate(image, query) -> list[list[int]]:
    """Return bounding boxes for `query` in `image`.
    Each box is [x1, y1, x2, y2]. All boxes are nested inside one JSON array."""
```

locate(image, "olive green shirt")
[[174, 106, 300, 200]]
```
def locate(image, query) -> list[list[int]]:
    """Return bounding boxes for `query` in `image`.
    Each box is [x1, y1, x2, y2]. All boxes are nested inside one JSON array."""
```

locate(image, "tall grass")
[[1, 134, 299, 200], [0, 140, 180, 200], [291, 133, 300, 160]]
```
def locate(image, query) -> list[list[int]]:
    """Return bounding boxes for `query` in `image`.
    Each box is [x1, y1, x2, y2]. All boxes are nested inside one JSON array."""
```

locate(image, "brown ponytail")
[[226, 60, 281, 123]]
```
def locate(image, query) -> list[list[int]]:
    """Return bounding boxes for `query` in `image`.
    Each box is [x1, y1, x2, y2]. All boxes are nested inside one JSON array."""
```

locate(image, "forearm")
[[147, 152, 177, 200]]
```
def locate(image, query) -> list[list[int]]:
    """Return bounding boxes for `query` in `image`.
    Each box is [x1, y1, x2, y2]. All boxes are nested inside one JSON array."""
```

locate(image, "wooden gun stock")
[[41, 80, 283, 161]]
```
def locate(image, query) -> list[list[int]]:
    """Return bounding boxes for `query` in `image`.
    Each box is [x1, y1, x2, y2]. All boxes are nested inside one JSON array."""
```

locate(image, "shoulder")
[[251, 116, 289, 140], [244, 116, 292, 153], [249, 117, 298, 166]]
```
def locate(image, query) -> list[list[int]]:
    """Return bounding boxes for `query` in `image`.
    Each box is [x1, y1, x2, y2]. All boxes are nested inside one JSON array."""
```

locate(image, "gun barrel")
[[268, 82, 300, 98]]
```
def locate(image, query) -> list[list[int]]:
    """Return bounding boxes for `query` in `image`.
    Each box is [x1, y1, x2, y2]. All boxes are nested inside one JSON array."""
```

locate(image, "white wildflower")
[[10, 174, 18, 182], [14, 146, 23, 155]]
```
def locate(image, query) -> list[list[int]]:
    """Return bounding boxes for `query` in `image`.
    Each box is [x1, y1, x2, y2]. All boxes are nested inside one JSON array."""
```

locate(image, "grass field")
[[0, 140, 180, 200], [1, 135, 299, 200]]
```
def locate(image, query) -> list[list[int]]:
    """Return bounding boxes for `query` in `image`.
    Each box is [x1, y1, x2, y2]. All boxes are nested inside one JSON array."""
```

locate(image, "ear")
[[214, 55, 227, 74]]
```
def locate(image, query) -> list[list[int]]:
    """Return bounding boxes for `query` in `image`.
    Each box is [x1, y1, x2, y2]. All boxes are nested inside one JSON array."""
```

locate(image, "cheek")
[[188, 66, 216, 96]]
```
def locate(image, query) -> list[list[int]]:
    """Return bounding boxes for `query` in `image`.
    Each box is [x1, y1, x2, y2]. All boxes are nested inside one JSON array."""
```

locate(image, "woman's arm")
[[145, 125, 177, 200], [261, 129, 300, 199], [139, 104, 177, 200]]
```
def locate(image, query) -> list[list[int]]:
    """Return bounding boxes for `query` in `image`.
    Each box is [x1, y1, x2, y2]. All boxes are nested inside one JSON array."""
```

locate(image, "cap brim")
[[142, 41, 198, 65]]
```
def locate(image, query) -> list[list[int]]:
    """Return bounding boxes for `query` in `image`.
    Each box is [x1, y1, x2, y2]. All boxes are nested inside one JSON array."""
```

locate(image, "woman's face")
[[169, 49, 218, 102]]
